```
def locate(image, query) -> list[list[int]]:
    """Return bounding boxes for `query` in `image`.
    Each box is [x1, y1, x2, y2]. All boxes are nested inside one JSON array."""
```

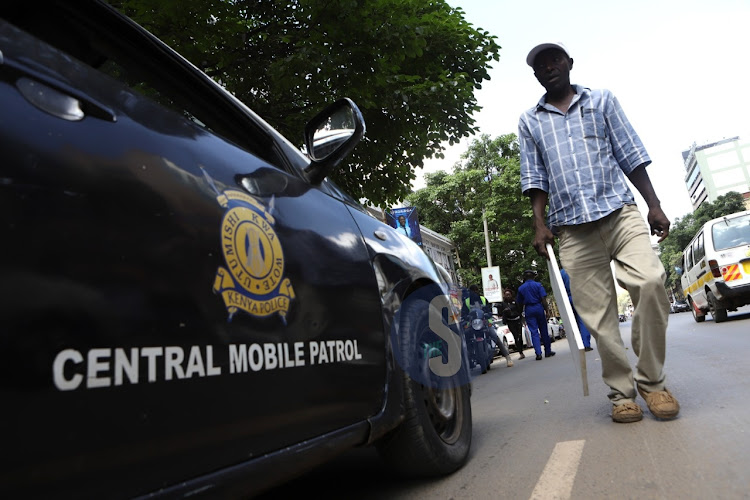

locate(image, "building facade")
[[419, 225, 459, 284], [682, 137, 750, 211]]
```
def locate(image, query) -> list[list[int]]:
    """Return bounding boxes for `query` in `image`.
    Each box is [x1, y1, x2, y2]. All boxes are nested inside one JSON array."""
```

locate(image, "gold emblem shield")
[[213, 190, 295, 321]]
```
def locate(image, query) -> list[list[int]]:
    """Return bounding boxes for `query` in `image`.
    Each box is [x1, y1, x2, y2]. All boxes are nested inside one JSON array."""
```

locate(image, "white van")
[[679, 210, 750, 323]]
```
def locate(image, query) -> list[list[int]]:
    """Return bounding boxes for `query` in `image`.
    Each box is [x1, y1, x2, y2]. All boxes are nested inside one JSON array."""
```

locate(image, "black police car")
[[0, 2, 472, 498]]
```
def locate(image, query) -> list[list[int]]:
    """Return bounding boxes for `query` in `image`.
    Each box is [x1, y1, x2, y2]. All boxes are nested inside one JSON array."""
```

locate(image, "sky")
[[414, 0, 750, 225]]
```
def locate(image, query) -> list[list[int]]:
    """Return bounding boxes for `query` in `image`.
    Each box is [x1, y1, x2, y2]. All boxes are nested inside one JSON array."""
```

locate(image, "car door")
[[689, 231, 709, 310], [0, 3, 385, 497], [683, 242, 698, 305]]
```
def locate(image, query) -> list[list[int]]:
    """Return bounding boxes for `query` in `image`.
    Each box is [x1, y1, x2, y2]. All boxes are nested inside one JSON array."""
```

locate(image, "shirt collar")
[[535, 84, 589, 113]]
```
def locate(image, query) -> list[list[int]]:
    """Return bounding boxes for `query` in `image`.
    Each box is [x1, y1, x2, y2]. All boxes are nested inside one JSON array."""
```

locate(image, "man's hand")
[[648, 206, 671, 243], [628, 164, 670, 242], [533, 225, 556, 259]]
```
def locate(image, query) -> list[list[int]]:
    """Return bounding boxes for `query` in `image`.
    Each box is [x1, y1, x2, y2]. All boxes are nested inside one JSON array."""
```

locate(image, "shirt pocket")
[[582, 108, 606, 138]]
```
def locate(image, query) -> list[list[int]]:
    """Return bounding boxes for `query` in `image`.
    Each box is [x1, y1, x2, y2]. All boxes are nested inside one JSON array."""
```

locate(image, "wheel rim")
[[423, 384, 463, 445], [416, 306, 465, 445]]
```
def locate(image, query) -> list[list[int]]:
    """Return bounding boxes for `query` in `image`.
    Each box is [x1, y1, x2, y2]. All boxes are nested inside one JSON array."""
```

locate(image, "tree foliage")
[[110, 0, 500, 206], [407, 134, 545, 292], [658, 191, 746, 294]]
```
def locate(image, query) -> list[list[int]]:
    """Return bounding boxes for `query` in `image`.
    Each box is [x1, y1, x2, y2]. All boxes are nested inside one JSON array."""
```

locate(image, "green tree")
[[110, 0, 500, 206], [408, 134, 542, 293], [659, 191, 746, 294]]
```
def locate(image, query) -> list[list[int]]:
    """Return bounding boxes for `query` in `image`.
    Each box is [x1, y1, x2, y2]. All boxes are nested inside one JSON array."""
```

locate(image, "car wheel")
[[690, 298, 705, 323], [707, 291, 728, 323], [377, 297, 472, 477]]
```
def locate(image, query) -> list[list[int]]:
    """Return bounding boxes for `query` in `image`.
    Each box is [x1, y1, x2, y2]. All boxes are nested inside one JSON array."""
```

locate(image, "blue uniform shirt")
[[517, 280, 547, 308]]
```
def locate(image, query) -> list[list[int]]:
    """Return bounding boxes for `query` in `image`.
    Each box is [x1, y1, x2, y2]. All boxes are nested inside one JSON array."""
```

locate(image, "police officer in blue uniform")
[[517, 270, 554, 360], [560, 268, 593, 351]]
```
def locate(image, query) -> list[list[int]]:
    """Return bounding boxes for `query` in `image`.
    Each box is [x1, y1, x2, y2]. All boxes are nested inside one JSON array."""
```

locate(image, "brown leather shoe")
[[638, 387, 680, 419], [612, 401, 643, 423]]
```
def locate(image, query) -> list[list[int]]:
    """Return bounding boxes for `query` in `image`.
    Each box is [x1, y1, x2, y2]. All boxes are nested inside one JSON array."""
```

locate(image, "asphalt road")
[[260, 305, 750, 499]]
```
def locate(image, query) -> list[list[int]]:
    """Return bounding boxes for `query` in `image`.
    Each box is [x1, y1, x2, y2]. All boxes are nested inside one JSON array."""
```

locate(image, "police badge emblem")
[[213, 189, 295, 322]]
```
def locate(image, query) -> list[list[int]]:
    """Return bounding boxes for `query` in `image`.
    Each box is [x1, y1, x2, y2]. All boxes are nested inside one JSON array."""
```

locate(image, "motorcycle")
[[461, 306, 494, 374]]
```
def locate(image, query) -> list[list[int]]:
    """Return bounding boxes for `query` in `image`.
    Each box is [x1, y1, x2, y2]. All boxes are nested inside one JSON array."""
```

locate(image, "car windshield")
[[712, 214, 750, 251]]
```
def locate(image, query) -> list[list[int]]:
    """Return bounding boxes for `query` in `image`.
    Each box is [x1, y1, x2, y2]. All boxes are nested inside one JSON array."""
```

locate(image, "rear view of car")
[[671, 299, 690, 313], [680, 210, 750, 323]]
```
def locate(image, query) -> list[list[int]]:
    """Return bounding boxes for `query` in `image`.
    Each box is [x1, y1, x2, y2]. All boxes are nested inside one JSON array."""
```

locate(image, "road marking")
[[529, 440, 585, 500]]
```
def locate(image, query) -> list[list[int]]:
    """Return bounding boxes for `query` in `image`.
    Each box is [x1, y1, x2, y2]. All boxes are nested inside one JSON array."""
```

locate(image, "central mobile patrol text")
[[53, 339, 363, 391]]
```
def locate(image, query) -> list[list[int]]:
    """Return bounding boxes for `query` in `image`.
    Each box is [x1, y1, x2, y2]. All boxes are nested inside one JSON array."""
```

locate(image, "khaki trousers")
[[558, 204, 670, 403]]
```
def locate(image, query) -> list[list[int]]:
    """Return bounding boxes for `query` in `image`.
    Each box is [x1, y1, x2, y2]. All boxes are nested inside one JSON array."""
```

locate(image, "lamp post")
[[483, 209, 492, 267], [483, 170, 494, 268]]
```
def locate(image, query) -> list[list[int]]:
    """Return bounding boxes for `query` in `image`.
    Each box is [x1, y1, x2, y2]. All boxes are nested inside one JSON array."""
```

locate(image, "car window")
[[685, 245, 693, 269], [5, 3, 288, 172], [712, 214, 750, 251], [693, 231, 705, 261]]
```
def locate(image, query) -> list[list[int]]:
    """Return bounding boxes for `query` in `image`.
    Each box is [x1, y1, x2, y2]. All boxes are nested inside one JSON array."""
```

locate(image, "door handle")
[[3, 51, 116, 123], [374, 230, 388, 241], [17, 77, 85, 121], [16, 77, 116, 122]]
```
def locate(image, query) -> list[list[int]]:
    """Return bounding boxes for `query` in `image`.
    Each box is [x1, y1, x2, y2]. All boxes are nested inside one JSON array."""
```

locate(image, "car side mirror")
[[674, 266, 683, 276], [303, 98, 365, 184]]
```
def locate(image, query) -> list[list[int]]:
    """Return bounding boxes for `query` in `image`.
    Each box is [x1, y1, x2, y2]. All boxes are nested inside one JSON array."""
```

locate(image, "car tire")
[[707, 291, 728, 323], [377, 297, 472, 477], [690, 299, 705, 323]]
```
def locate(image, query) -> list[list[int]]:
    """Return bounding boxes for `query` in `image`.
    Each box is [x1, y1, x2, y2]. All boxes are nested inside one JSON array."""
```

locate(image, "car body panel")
[[547, 317, 564, 340], [0, 3, 464, 498]]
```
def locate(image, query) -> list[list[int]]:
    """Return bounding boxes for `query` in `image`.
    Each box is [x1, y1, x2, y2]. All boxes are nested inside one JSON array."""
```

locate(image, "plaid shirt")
[[518, 85, 651, 229]]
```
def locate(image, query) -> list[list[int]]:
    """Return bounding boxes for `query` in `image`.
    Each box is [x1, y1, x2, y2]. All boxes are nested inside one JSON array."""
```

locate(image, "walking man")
[[518, 42, 679, 423], [516, 270, 553, 360]]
